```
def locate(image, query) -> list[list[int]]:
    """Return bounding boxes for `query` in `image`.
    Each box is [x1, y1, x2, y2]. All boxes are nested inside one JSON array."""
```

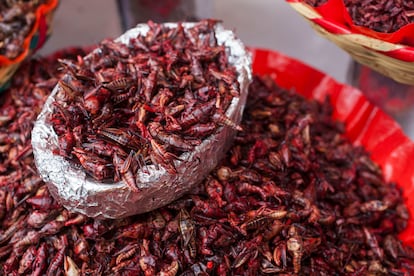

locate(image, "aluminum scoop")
[[32, 21, 252, 219]]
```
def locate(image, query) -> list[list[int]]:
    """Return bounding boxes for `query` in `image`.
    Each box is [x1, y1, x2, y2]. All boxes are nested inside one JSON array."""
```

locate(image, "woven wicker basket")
[[0, 0, 59, 92], [287, 1, 414, 85]]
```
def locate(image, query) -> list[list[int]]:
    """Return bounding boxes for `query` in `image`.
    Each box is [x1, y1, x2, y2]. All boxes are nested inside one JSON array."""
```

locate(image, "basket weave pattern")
[[288, 1, 414, 85]]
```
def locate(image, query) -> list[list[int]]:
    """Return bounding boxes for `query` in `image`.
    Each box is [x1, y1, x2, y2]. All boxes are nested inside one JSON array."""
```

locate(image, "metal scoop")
[[31, 22, 252, 219]]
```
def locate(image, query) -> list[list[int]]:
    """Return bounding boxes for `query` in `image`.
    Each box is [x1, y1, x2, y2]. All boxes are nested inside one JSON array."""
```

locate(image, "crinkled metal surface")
[[32, 22, 252, 219]]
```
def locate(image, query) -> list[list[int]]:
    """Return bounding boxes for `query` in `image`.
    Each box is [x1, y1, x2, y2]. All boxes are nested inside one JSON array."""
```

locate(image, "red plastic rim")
[[0, 0, 59, 65], [250, 47, 414, 247], [286, 0, 414, 62]]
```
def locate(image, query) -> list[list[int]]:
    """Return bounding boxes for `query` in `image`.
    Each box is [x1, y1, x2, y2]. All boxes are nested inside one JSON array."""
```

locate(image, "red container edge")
[[250, 47, 414, 247]]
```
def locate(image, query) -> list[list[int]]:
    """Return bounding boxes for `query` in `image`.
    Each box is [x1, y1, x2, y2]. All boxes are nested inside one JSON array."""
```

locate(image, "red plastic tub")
[[250, 47, 414, 247]]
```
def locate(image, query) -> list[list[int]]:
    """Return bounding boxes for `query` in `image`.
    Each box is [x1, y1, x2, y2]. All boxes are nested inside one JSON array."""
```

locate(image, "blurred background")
[[39, 0, 351, 83]]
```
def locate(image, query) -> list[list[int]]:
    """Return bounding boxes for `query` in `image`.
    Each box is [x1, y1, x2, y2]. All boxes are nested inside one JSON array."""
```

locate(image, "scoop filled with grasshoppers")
[[32, 20, 252, 219]]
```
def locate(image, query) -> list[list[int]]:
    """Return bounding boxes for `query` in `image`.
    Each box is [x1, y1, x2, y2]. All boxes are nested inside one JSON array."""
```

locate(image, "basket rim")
[[286, 0, 414, 62], [0, 0, 59, 66]]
